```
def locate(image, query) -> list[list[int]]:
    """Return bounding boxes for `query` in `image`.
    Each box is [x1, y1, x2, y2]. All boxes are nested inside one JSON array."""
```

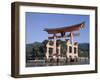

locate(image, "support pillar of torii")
[[66, 32, 79, 61], [70, 32, 74, 59], [52, 34, 57, 59], [45, 35, 61, 60]]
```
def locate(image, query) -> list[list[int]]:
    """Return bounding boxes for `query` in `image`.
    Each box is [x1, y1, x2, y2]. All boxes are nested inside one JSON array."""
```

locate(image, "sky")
[[25, 12, 89, 44]]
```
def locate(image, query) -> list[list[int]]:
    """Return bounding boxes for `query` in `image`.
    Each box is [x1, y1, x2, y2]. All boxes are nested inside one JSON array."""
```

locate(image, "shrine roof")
[[44, 22, 85, 34]]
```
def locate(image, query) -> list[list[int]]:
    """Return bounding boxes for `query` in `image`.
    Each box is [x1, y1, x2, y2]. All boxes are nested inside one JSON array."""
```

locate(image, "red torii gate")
[[44, 22, 85, 61]]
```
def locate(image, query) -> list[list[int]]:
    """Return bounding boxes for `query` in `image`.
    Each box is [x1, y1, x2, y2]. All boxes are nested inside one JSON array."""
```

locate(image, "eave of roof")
[[44, 22, 85, 34]]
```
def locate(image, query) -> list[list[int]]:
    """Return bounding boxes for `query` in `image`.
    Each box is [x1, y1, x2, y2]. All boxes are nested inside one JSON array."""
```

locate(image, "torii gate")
[[44, 22, 85, 62]]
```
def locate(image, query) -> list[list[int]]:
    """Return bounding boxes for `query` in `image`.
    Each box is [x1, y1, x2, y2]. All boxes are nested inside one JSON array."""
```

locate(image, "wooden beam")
[[44, 22, 85, 34], [48, 32, 80, 39]]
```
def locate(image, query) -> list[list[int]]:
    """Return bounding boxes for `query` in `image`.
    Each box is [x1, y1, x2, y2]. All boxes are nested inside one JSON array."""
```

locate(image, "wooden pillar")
[[77, 46, 78, 57], [53, 34, 57, 59], [70, 32, 74, 59], [66, 41, 69, 58], [58, 45, 61, 59], [66, 41, 70, 62], [46, 42, 49, 60]]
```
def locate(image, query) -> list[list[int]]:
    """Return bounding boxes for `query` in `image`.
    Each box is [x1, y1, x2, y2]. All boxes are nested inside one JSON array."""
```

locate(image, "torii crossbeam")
[[44, 22, 85, 34]]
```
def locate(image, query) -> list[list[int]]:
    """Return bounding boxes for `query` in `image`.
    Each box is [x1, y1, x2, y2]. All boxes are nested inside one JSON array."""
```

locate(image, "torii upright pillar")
[[70, 32, 74, 59], [52, 34, 57, 59]]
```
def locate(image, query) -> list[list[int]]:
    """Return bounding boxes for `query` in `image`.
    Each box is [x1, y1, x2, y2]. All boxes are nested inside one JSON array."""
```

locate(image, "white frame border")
[[19, 5, 96, 75]]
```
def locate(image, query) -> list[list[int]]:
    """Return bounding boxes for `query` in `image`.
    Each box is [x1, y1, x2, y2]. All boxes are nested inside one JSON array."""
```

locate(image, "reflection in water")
[[26, 57, 89, 67]]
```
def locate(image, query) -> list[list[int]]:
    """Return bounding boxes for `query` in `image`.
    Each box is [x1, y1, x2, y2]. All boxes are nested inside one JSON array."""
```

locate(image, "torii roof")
[[44, 22, 85, 34]]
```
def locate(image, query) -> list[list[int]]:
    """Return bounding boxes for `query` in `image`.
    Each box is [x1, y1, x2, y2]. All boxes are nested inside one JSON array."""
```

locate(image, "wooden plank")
[[48, 33, 80, 39], [44, 22, 85, 34]]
